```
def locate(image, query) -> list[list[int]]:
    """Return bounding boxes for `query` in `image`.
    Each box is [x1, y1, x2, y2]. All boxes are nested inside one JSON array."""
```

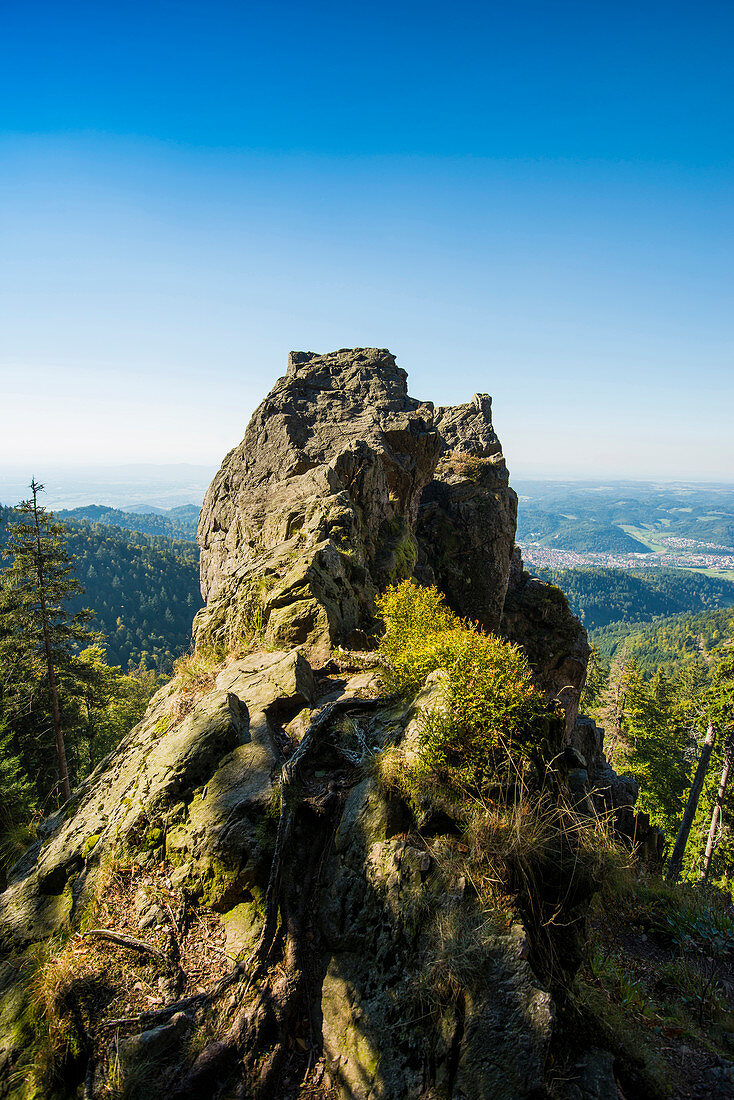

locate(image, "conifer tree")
[[580, 643, 607, 712], [0, 715, 36, 878], [0, 481, 93, 803]]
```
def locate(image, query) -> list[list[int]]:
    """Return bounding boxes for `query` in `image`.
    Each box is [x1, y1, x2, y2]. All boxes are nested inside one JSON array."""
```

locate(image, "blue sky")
[[1, 0, 732, 480]]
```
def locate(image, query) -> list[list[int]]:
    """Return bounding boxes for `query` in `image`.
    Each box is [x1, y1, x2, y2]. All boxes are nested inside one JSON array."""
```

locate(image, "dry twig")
[[78, 928, 166, 961]]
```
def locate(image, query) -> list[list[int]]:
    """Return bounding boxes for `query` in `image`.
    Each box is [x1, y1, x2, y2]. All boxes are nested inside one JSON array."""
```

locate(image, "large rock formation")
[[0, 349, 630, 1100], [196, 349, 442, 662]]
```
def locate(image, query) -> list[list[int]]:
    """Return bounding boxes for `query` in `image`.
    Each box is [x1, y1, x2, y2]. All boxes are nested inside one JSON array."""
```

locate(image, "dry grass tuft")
[[418, 901, 513, 1010], [168, 645, 225, 723], [372, 745, 414, 803], [468, 790, 626, 901]]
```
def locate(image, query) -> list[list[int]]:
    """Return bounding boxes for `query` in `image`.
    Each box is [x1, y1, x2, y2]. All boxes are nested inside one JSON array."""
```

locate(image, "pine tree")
[[0, 481, 94, 804], [0, 714, 36, 879], [622, 665, 695, 835], [580, 643, 607, 712]]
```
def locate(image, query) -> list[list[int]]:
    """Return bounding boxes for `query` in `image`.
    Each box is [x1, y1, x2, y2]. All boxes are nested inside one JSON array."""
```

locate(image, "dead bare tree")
[[702, 734, 734, 880], [667, 721, 716, 883]]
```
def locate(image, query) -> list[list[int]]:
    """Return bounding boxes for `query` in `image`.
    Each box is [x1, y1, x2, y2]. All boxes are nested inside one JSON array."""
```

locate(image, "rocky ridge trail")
[[0, 349, 639, 1099]]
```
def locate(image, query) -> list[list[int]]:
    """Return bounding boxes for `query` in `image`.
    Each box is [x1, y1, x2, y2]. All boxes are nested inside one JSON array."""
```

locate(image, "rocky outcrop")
[[318, 771, 553, 1100], [196, 349, 442, 662], [0, 348, 625, 1099], [415, 395, 517, 633], [0, 649, 557, 1099], [196, 349, 525, 669]]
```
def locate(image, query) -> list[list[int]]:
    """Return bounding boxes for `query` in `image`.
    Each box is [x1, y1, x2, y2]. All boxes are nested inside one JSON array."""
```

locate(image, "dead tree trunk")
[[667, 721, 716, 883], [702, 735, 734, 880]]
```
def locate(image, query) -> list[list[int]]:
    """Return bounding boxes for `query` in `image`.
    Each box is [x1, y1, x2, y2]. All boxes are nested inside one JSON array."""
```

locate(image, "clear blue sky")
[[1, 0, 732, 481]]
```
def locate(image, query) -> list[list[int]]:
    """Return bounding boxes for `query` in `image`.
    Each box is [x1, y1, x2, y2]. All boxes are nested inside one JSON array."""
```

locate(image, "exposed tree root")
[[253, 696, 382, 973]]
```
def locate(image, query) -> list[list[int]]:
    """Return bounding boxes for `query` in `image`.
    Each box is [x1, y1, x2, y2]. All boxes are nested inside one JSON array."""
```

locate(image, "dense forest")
[[530, 558, 734, 883], [535, 565, 734, 630], [0, 493, 171, 863], [0, 506, 202, 671], [544, 566, 734, 869], [583, 614, 734, 875], [591, 606, 734, 672]]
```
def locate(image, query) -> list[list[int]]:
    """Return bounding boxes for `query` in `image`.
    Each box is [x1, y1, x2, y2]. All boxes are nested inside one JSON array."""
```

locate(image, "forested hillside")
[[581, 601, 734, 882], [0, 506, 202, 671], [58, 503, 199, 540], [517, 511, 651, 553], [590, 606, 734, 672], [535, 565, 734, 630]]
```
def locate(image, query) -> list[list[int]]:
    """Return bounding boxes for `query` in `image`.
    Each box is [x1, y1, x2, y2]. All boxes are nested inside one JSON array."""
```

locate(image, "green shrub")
[[376, 581, 557, 799]]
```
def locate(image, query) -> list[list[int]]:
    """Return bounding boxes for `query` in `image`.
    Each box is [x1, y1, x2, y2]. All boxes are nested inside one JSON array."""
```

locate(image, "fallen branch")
[[79, 929, 166, 961], [99, 960, 251, 1031], [164, 898, 180, 937]]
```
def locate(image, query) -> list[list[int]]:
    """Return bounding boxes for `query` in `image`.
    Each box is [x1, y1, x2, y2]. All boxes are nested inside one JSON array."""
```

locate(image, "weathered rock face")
[[196, 349, 526, 666], [0, 653, 556, 1100], [0, 348, 617, 1100], [196, 349, 442, 662], [197, 349, 585, 725]]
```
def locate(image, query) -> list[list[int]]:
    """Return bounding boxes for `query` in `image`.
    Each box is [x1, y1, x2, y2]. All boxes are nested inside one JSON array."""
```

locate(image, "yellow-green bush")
[[376, 580, 456, 692], [376, 580, 557, 799]]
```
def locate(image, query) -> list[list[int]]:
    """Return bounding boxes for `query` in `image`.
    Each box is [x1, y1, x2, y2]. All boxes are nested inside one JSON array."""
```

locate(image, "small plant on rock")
[[376, 580, 559, 803]]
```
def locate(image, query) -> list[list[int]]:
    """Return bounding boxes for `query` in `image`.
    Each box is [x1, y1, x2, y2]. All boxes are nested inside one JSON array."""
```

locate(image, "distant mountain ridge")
[[0, 463, 214, 512], [58, 503, 199, 540]]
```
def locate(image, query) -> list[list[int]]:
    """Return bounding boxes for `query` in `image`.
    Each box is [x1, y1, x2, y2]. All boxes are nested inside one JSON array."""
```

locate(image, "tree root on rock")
[[167, 695, 384, 1100]]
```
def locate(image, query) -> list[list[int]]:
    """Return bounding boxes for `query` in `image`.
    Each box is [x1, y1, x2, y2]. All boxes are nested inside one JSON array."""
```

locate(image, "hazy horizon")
[[3, 464, 734, 516]]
